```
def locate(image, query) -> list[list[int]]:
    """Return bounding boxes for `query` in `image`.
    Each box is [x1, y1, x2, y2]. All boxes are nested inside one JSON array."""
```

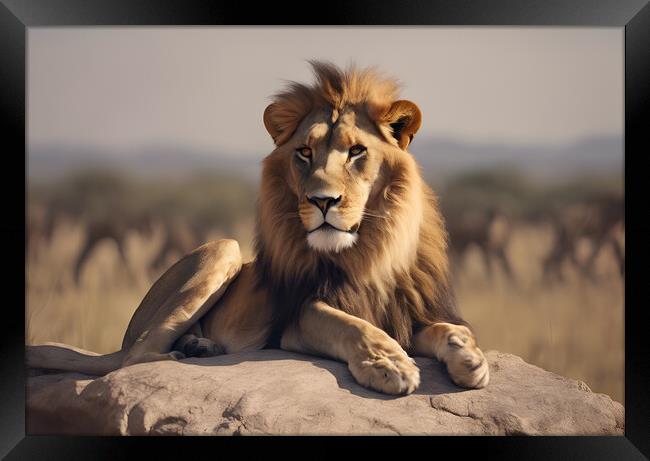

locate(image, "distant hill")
[[28, 134, 622, 183], [27, 144, 263, 182], [409, 134, 623, 182]]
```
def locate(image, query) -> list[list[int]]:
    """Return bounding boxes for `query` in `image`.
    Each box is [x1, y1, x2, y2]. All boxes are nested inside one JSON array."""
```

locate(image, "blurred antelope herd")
[[26, 168, 625, 404]]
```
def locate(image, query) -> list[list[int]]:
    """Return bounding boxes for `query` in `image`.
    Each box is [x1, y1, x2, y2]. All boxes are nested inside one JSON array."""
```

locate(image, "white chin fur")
[[307, 228, 358, 253]]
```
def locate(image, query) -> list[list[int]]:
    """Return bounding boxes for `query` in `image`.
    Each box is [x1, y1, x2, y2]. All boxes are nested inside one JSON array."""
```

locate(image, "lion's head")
[[256, 62, 462, 348], [262, 62, 422, 255]]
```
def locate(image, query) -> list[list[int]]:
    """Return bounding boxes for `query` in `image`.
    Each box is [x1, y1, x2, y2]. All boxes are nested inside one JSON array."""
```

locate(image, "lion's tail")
[[26, 342, 126, 376]]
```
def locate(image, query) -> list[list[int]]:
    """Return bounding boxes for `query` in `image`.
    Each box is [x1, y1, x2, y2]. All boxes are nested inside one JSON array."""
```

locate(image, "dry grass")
[[455, 224, 624, 404], [26, 217, 256, 354], [26, 221, 624, 404]]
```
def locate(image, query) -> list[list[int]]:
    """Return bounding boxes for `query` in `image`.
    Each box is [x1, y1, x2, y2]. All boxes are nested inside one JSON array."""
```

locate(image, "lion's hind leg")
[[122, 350, 187, 365], [121, 239, 242, 367]]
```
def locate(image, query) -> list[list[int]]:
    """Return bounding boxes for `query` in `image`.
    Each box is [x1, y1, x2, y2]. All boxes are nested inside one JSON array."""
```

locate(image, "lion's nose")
[[307, 194, 342, 215]]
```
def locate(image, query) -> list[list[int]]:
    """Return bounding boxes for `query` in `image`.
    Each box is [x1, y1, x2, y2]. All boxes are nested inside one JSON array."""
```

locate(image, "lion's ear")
[[381, 100, 422, 150], [263, 103, 283, 145], [263, 102, 304, 146]]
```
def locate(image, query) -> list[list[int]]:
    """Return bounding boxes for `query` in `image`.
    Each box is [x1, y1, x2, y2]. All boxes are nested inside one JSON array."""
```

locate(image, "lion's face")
[[285, 108, 385, 253], [265, 100, 421, 254], [261, 63, 422, 257]]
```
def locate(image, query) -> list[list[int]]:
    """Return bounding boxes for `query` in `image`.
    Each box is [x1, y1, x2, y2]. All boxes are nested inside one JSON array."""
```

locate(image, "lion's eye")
[[295, 146, 312, 161], [348, 145, 367, 157]]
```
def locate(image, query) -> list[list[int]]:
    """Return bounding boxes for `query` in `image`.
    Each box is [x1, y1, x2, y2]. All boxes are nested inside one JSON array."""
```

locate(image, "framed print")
[[2, 0, 649, 458]]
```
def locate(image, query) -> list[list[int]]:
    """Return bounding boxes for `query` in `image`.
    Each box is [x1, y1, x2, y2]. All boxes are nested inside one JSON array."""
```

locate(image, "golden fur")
[[27, 62, 489, 395]]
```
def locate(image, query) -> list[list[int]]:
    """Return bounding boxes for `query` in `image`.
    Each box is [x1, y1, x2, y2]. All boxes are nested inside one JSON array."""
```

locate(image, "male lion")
[[28, 62, 489, 394]]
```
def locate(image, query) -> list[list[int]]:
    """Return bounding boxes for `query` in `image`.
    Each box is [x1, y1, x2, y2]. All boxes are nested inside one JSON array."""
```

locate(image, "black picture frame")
[[3, 0, 648, 458]]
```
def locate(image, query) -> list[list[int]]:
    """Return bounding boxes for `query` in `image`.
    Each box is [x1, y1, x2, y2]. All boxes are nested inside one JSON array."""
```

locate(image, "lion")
[[27, 62, 489, 394]]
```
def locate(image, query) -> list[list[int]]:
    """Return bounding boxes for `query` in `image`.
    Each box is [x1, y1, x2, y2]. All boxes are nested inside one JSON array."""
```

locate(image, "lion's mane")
[[254, 62, 468, 349]]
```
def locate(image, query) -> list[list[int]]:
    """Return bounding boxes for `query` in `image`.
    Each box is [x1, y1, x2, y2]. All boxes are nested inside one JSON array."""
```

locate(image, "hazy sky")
[[28, 27, 623, 156]]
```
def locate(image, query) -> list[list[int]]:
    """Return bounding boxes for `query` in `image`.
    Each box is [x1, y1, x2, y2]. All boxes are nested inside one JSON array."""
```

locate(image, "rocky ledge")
[[26, 350, 624, 435]]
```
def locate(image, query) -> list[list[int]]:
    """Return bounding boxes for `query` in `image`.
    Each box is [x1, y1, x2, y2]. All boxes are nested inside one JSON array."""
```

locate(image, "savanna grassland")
[[26, 169, 624, 404], [454, 224, 623, 404]]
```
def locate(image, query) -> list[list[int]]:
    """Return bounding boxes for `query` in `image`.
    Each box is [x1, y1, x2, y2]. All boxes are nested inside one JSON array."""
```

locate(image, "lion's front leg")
[[280, 301, 420, 395], [412, 322, 489, 389]]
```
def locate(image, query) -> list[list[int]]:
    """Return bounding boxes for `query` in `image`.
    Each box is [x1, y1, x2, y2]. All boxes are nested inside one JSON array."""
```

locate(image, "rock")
[[26, 350, 624, 435]]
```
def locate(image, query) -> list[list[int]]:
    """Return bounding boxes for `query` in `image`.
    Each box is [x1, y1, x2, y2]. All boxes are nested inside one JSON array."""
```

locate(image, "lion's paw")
[[348, 340, 420, 395], [182, 337, 222, 358], [438, 323, 489, 389]]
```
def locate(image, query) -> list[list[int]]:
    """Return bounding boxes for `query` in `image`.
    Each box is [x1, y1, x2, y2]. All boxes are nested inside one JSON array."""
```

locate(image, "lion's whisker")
[[362, 210, 390, 220]]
